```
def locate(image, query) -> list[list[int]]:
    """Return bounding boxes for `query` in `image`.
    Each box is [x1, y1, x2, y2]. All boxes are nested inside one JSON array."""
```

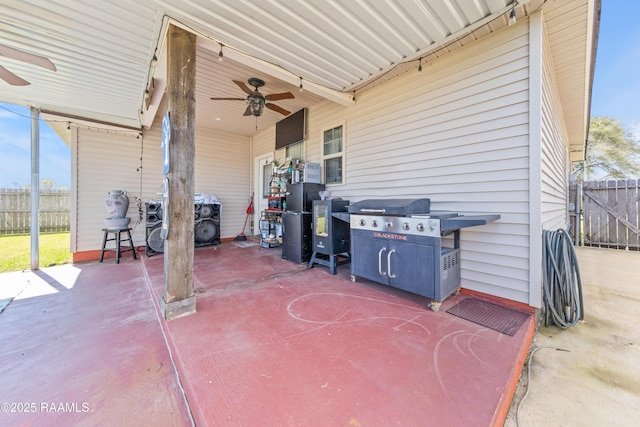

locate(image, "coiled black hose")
[[542, 228, 584, 328]]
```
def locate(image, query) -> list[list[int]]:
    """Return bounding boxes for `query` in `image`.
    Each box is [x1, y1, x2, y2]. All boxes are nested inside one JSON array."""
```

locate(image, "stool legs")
[[100, 228, 136, 263], [127, 229, 137, 260], [99, 229, 109, 262], [115, 230, 121, 263]]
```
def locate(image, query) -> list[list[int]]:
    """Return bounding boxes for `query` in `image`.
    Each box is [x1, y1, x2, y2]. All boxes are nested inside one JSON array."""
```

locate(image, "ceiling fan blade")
[[0, 65, 30, 86], [266, 103, 290, 116], [0, 44, 56, 71], [210, 97, 246, 101], [243, 105, 253, 116], [233, 80, 254, 95], [265, 92, 295, 101]]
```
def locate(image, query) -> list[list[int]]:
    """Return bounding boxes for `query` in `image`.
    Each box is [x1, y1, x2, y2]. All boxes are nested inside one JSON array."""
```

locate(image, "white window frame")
[[320, 121, 346, 186]]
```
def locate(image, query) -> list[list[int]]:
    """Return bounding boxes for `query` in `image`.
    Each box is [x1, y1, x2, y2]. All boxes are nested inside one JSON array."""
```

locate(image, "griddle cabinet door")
[[387, 240, 436, 298], [351, 233, 390, 285]]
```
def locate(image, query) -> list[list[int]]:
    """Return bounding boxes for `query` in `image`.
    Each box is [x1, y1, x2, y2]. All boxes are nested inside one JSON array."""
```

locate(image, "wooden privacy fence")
[[0, 188, 70, 235], [572, 179, 640, 250]]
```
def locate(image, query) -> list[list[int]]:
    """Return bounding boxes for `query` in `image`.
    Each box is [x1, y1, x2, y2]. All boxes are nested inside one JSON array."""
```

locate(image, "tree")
[[572, 116, 640, 181], [40, 178, 56, 190], [18, 178, 59, 191]]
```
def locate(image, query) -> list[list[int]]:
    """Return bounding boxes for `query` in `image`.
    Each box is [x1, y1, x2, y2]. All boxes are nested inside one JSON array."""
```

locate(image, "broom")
[[234, 192, 253, 241]]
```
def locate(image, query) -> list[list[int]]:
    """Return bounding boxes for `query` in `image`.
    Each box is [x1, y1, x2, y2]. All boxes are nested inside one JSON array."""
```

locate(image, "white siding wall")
[[252, 23, 534, 304], [194, 126, 250, 238], [540, 26, 569, 231], [74, 119, 248, 252], [74, 128, 160, 251]]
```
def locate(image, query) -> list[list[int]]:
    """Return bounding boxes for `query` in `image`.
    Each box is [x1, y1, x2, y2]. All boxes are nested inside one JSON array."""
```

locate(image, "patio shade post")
[[162, 24, 197, 320], [30, 107, 40, 270]]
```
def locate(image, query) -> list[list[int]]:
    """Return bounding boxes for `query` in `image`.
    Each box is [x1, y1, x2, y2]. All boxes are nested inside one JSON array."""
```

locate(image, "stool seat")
[[100, 228, 137, 263]]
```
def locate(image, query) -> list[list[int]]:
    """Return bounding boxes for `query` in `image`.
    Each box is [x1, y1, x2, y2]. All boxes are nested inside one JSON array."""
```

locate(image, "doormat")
[[0, 297, 14, 315], [446, 298, 531, 336], [232, 241, 258, 248]]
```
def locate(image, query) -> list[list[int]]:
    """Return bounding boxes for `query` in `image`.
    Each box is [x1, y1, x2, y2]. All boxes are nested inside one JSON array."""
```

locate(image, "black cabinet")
[[282, 212, 312, 263], [286, 183, 325, 212]]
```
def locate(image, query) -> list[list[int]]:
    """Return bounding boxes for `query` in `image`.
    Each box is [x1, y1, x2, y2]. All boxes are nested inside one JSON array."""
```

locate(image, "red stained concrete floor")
[[0, 240, 534, 426], [0, 260, 192, 427]]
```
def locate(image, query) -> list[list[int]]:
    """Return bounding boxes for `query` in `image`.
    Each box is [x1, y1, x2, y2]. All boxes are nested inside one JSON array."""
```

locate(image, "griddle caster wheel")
[[454, 288, 461, 296], [429, 302, 441, 312], [350, 275, 356, 283]]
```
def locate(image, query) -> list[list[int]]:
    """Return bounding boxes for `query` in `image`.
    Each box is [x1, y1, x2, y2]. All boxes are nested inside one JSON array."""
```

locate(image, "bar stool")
[[99, 228, 137, 263]]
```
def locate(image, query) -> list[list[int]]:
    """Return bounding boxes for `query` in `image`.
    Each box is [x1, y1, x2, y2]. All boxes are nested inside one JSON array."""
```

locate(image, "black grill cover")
[[348, 198, 430, 215]]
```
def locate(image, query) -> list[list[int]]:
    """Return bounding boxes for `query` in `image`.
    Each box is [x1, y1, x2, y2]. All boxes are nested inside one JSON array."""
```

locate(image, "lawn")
[[0, 233, 72, 273]]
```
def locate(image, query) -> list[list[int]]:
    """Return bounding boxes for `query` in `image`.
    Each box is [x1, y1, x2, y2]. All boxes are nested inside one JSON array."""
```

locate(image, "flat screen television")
[[276, 108, 306, 149]]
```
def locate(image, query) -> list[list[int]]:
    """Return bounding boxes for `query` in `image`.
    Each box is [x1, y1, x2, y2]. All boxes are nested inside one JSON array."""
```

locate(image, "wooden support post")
[[162, 24, 197, 320]]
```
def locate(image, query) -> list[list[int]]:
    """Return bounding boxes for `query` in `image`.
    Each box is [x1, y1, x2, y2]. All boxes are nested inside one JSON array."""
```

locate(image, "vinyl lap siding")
[[75, 121, 248, 252], [540, 30, 568, 231], [194, 127, 250, 239], [303, 24, 532, 303], [75, 128, 160, 252]]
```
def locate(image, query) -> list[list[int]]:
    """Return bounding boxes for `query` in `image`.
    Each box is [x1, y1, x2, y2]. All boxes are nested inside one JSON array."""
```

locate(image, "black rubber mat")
[[446, 298, 530, 336]]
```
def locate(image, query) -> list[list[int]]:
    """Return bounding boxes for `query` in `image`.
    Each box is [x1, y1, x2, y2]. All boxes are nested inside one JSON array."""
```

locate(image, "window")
[[262, 162, 272, 198], [322, 124, 344, 184], [286, 140, 304, 162]]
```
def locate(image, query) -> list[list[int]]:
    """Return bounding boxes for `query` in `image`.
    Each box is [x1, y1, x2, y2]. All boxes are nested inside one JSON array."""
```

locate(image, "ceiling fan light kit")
[[211, 77, 295, 118]]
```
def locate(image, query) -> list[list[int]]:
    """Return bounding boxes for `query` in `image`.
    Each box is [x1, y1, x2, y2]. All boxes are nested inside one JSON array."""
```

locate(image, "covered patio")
[[0, 242, 534, 426]]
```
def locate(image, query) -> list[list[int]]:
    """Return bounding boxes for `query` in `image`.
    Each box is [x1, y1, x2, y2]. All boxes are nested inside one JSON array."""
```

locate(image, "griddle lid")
[[348, 198, 430, 215]]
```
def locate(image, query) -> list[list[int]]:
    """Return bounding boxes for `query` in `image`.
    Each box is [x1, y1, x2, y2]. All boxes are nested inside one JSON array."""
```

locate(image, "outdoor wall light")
[[508, 2, 517, 25]]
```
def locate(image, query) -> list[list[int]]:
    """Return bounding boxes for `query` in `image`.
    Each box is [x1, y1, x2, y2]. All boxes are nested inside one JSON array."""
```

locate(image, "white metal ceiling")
[[0, 0, 596, 145]]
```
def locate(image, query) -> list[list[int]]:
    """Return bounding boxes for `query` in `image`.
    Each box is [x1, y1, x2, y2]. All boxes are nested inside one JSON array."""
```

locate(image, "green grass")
[[0, 233, 72, 273]]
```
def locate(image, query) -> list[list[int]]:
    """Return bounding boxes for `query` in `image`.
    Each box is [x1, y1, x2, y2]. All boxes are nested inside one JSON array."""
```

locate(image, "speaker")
[[194, 203, 221, 247], [145, 202, 163, 256], [146, 201, 162, 225], [146, 223, 164, 256], [145, 201, 221, 254], [199, 203, 221, 219]]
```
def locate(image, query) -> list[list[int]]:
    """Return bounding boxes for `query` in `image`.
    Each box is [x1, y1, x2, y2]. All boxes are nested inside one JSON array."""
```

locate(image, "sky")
[[0, 105, 70, 189], [0, 1, 638, 189], [589, 0, 640, 138]]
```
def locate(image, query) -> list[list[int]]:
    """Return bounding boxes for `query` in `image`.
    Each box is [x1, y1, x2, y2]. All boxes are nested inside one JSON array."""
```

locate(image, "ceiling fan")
[[211, 77, 294, 117], [0, 44, 57, 86]]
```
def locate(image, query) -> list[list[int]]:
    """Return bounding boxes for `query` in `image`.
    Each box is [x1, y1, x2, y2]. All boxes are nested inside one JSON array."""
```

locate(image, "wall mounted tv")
[[275, 108, 307, 149]]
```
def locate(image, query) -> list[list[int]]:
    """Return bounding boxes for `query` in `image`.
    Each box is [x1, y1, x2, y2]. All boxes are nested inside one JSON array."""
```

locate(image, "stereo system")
[[145, 201, 221, 256]]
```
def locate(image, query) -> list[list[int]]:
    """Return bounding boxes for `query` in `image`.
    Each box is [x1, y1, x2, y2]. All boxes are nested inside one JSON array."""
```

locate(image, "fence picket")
[[0, 188, 70, 235], [630, 178, 639, 247], [571, 179, 640, 250]]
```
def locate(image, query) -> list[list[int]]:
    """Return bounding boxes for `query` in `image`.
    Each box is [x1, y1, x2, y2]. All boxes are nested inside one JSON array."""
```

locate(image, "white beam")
[[30, 107, 40, 270]]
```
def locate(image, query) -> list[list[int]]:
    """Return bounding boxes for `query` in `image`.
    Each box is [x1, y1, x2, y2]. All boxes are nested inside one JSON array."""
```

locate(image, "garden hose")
[[542, 228, 584, 328]]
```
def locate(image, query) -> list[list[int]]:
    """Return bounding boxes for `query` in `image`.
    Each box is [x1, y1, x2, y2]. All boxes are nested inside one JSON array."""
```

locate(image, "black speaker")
[[145, 202, 163, 256], [146, 201, 221, 254], [146, 223, 164, 256], [194, 203, 221, 247], [199, 203, 221, 219], [146, 201, 162, 225]]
